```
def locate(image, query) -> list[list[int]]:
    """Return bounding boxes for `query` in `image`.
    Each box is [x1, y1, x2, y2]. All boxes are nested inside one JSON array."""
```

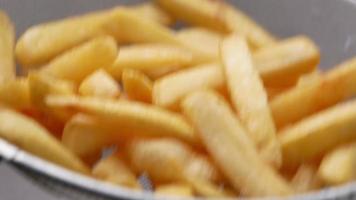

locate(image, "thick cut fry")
[[156, 0, 275, 48], [271, 57, 356, 128], [177, 28, 222, 60], [129, 3, 173, 25], [0, 10, 15, 82], [41, 36, 117, 84], [182, 90, 293, 197], [297, 70, 321, 87], [291, 165, 320, 192], [46, 95, 197, 144], [62, 114, 122, 160], [92, 155, 140, 189], [79, 69, 120, 98], [185, 155, 222, 183], [0, 109, 89, 174], [16, 7, 181, 67], [0, 78, 31, 109], [153, 63, 224, 109], [279, 99, 356, 167], [122, 69, 153, 103], [127, 138, 230, 197], [255, 36, 320, 87], [108, 44, 193, 80], [318, 143, 356, 185], [155, 183, 193, 197], [221, 34, 281, 167]]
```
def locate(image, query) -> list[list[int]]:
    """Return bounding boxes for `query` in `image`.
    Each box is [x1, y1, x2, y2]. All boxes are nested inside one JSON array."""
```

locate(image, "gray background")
[[0, 0, 356, 199]]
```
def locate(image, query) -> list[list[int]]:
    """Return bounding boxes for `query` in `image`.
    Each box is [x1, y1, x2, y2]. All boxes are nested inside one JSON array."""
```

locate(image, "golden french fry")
[[279, 99, 356, 167], [79, 69, 120, 98], [0, 78, 31, 109], [62, 114, 123, 160], [129, 3, 173, 25], [0, 109, 89, 174], [41, 36, 117, 84], [221, 34, 281, 167], [266, 86, 290, 100], [155, 183, 193, 197], [46, 95, 197, 144], [271, 57, 356, 128], [255, 36, 320, 87], [182, 90, 293, 197], [318, 143, 356, 185], [92, 155, 141, 189], [291, 165, 320, 192], [177, 28, 222, 60], [156, 0, 275, 48], [185, 154, 222, 183], [122, 69, 153, 103], [107, 44, 193, 80], [0, 10, 15, 82], [296, 70, 322, 87], [153, 63, 224, 109], [16, 7, 181, 67], [127, 138, 190, 183]]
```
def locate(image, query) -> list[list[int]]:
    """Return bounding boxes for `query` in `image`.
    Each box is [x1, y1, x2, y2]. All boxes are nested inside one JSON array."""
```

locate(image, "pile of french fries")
[[1, 0, 356, 198]]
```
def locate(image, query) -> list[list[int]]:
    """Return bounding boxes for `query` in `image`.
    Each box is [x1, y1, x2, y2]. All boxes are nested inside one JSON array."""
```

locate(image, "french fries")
[[79, 69, 120, 98], [0, 109, 89, 174], [279, 99, 356, 167], [177, 28, 222, 60], [127, 138, 230, 197], [41, 36, 117, 84], [0, 78, 31, 109], [92, 155, 141, 189], [3, 0, 356, 198], [153, 63, 224, 109], [318, 143, 356, 185], [0, 10, 15, 82], [129, 3, 173, 26], [108, 44, 193, 80], [122, 69, 153, 103], [271, 57, 356, 128], [221, 34, 281, 167], [46, 95, 197, 144], [182, 90, 292, 196], [156, 0, 276, 48], [155, 183, 193, 197]]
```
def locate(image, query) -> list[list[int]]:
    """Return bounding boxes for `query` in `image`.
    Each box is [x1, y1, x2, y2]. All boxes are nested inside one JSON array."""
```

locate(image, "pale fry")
[[271, 57, 356, 128], [16, 7, 181, 67], [291, 165, 320, 192], [279, 99, 356, 167], [185, 155, 222, 183], [156, 0, 276, 48], [221, 34, 281, 167], [0, 10, 15, 82], [255, 36, 320, 87], [182, 90, 293, 196], [107, 44, 193, 80], [62, 114, 122, 160], [122, 69, 153, 103], [155, 183, 193, 197], [79, 69, 120, 98], [0, 78, 31, 109], [41, 36, 117, 84], [187, 178, 233, 198], [129, 3, 173, 25], [318, 143, 356, 185], [92, 155, 141, 189], [46, 95, 197, 144], [177, 27, 223, 60], [153, 63, 224, 109], [0, 109, 89, 174]]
